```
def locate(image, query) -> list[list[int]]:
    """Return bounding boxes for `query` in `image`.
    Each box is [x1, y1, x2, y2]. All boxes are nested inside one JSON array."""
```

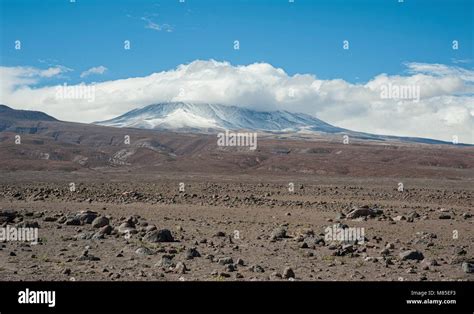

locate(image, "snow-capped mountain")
[[95, 102, 461, 144], [0, 103, 459, 145], [95, 102, 346, 133]]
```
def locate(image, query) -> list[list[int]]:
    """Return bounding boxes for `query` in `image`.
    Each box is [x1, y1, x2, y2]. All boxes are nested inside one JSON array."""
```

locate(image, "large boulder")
[[143, 229, 174, 243], [91, 216, 109, 228]]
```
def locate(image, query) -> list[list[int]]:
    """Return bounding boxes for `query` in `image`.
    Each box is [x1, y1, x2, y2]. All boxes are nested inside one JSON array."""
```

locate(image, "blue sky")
[[1, 0, 472, 84], [0, 0, 473, 143]]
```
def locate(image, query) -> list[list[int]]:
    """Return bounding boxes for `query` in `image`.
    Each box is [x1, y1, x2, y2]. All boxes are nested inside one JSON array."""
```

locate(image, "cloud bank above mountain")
[[0, 60, 473, 143]]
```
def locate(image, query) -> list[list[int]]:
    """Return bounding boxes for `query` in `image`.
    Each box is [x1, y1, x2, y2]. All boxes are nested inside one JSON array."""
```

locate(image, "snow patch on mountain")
[[95, 102, 345, 133]]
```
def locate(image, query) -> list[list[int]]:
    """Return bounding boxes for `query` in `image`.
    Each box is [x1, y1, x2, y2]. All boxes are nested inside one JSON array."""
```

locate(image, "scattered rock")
[[76, 250, 100, 261], [65, 217, 81, 226], [454, 247, 467, 256], [406, 267, 416, 274], [117, 222, 136, 234], [438, 214, 451, 220], [346, 206, 382, 219], [175, 262, 188, 274], [218, 257, 234, 265], [64, 210, 98, 226], [17, 220, 40, 228], [156, 255, 175, 268], [76, 210, 98, 224], [283, 267, 295, 279], [335, 212, 346, 220], [125, 216, 138, 226], [304, 236, 325, 247], [219, 272, 231, 278], [143, 229, 174, 243], [96, 225, 113, 236], [92, 216, 109, 228], [299, 242, 309, 249], [0, 209, 17, 224], [185, 247, 201, 259], [407, 212, 419, 221], [461, 262, 473, 273], [135, 247, 153, 256], [250, 265, 265, 273], [399, 250, 424, 261], [335, 244, 355, 256], [428, 259, 439, 266], [225, 264, 236, 272], [270, 227, 287, 241]]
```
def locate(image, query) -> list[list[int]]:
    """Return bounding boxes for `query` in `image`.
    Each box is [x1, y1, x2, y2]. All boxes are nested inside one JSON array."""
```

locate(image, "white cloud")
[[0, 65, 72, 102], [0, 60, 473, 144], [80, 66, 108, 78], [141, 17, 173, 32], [0, 65, 71, 87], [405, 62, 474, 82]]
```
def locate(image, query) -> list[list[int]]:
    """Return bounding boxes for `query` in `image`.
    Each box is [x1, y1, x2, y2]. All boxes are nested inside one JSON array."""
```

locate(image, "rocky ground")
[[0, 174, 472, 281], [1, 94, 473, 283]]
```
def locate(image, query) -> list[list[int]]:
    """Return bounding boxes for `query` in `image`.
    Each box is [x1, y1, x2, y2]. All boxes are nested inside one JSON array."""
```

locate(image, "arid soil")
[[0, 171, 472, 281], [0, 116, 473, 281]]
